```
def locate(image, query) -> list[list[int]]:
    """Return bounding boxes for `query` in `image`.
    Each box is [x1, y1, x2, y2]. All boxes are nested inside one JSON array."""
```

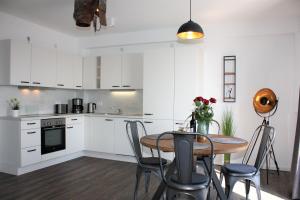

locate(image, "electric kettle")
[[87, 103, 97, 113]]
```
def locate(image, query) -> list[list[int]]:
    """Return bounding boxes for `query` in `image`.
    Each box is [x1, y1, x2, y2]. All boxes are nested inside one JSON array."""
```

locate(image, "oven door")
[[41, 125, 66, 155]]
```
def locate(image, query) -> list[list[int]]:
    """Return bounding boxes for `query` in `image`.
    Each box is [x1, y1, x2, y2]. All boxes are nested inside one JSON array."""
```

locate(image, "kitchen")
[[0, 0, 299, 199]]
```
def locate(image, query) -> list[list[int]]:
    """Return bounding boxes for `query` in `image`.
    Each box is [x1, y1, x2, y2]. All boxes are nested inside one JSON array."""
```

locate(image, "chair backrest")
[[157, 132, 214, 187], [242, 125, 275, 173], [126, 120, 153, 165], [210, 119, 221, 135]]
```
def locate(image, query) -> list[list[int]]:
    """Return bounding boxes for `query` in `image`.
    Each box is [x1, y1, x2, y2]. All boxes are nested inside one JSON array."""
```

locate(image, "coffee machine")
[[72, 98, 83, 113]]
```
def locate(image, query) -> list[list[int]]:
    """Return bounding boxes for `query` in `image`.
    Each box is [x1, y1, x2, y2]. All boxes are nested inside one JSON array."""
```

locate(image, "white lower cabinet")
[[142, 119, 175, 160], [66, 119, 84, 154], [114, 118, 135, 156], [92, 117, 115, 154], [21, 146, 41, 166]]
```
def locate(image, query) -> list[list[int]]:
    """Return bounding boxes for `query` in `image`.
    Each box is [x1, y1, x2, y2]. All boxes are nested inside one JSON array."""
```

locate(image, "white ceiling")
[[0, 0, 299, 37]]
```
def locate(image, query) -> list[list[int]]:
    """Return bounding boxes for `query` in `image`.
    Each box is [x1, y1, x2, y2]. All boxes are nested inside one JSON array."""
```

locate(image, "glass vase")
[[197, 120, 209, 134]]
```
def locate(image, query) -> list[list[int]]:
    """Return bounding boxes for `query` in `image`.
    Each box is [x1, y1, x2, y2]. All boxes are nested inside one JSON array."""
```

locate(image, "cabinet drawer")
[[66, 116, 84, 125], [21, 146, 41, 166], [21, 129, 41, 148], [21, 120, 40, 130]]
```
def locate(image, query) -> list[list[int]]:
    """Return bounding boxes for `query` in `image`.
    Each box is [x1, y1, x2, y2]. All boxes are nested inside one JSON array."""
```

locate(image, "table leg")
[[203, 157, 227, 200], [152, 159, 176, 200]]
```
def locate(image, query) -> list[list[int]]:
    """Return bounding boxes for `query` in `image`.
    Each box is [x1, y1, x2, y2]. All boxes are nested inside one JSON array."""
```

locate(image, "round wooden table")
[[140, 134, 248, 155], [140, 133, 248, 200]]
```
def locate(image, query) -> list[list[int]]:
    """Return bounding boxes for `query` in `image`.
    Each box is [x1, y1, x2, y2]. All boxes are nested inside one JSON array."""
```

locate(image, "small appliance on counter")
[[55, 104, 68, 114], [72, 98, 84, 113], [87, 103, 97, 113]]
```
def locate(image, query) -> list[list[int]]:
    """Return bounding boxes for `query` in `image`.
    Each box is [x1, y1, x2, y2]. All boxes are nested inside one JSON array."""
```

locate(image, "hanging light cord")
[[189, 0, 192, 21]]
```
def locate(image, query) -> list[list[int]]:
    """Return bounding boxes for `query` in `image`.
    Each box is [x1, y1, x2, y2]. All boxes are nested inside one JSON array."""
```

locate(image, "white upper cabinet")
[[122, 53, 143, 89], [10, 40, 32, 86], [101, 54, 122, 89], [0, 39, 31, 86], [173, 46, 203, 121], [99, 53, 143, 90], [143, 47, 174, 120], [72, 55, 83, 89], [57, 52, 83, 89], [83, 56, 99, 90], [31, 44, 57, 87]]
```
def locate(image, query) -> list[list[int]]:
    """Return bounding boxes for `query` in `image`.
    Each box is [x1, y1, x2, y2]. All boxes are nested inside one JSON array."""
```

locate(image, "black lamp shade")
[[177, 20, 204, 40]]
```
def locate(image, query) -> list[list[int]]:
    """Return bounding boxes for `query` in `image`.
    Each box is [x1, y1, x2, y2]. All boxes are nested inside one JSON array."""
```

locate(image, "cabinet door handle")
[[57, 84, 64, 86], [175, 123, 184, 125], [122, 85, 131, 88], [112, 86, 120, 88], [71, 119, 78, 121], [27, 149, 36, 152], [124, 120, 130, 123], [32, 82, 41, 85], [67, 126, 73, 129], [144, 113, 153, 116], [76, 86, 82, 88], [27, 122, 36, 125], [27, 131, 36, 134], [105, 119, 113, 121], [144, 121, 153, 124], [21, 81, 29, 84]]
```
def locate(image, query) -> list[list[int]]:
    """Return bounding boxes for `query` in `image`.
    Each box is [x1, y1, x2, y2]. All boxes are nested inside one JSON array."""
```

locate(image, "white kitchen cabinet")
[[143, 47, 174, 120], [114, 118, 135, 156], [83, 56, 99, 89], [21, 146, 41, 166], [31, 44, 57, 87], [142, 119, 174, 160], [72, 55, 83, 89], [174, 46, 202, 121], [0, 39, 31, 86], [66, 123, 84, 154], [92, 117, 115, 153], [56, 52, 73, 88], [121, 53, 143, 89], [101, 55, 122, 89]]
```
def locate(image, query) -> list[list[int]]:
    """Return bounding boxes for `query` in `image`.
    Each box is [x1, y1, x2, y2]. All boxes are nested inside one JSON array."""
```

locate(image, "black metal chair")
[[125, 120, 169, 200], [220, 125, 275, 200], [157, 132, 214, 200]]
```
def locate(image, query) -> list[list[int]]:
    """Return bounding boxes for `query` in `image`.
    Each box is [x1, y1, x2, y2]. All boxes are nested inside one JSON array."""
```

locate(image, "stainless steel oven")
[[41, 118, 66, 155]]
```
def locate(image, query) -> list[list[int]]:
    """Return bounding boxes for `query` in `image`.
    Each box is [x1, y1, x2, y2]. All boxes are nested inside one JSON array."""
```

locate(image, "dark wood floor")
[[0, 157, 291, 200]]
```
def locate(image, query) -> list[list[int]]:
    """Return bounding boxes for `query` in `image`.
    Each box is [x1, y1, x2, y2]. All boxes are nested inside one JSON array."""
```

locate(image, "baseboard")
[[83, 150, 137, 163], [17, 151, 84, 175]]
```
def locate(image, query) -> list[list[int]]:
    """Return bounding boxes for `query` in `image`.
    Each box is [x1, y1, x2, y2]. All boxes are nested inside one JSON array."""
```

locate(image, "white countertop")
[[0, 113, 144, 121]]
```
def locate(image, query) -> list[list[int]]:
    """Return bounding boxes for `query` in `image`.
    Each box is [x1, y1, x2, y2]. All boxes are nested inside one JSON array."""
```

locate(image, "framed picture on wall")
[[223, 56, 236, 102]]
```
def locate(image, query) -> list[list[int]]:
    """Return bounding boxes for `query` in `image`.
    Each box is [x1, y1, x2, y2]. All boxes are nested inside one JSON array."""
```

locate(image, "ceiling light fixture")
[[177, 0, 204, 40], [73, 0, 107, 32]]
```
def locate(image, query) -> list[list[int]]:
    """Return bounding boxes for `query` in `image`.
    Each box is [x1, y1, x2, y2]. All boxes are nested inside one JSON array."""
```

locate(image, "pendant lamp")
[[177, 0, 204, 40]]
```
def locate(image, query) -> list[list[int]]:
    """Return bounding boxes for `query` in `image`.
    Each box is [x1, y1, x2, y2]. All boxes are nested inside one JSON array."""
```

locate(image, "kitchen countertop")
[[0, 113, 144, 121]]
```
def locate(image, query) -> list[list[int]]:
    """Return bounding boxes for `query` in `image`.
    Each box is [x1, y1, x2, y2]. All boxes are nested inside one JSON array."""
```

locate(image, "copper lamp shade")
[[253, 88, 277, 114]]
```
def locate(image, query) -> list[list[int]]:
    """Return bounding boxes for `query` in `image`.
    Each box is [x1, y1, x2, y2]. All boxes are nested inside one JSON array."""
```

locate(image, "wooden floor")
[[0, 157, 291, 200]]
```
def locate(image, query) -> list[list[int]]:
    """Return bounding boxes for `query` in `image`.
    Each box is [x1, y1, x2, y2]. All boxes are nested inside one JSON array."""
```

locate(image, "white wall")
[[0, 11, 79, 53], [80, 19, 299, 170]]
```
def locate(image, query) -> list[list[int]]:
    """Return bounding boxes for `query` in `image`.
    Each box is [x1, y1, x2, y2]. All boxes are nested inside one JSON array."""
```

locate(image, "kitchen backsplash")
[[83, 90, 143, 115], [0, 86, 83, 116], [0, 86, 143, 116]]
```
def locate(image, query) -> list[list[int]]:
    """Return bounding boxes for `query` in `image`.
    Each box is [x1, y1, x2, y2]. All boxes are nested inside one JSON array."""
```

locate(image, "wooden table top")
[[140, 134, 248, 156]]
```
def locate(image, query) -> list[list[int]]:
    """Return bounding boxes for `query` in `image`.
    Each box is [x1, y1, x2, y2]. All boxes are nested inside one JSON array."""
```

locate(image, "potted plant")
[[8, 98, 20, 117], [221, 109, 235, 164], [193, 96, 216, 134]]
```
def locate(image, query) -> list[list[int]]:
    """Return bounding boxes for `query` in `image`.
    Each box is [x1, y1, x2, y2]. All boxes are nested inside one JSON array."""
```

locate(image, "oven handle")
[[42, 126, 65, 131]]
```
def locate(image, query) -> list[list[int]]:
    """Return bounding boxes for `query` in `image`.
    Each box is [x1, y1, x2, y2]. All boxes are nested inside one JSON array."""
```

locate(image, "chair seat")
[[140, 157, 167, 165], [222, 163, 257, 175], [168, 172, 209, 190]]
